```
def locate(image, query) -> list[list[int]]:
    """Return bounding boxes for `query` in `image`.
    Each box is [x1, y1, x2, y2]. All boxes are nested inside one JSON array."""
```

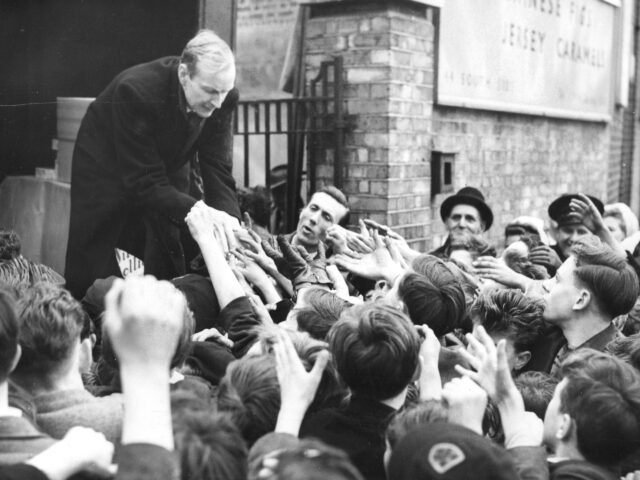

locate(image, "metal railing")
[[233, 56, 344, 232]]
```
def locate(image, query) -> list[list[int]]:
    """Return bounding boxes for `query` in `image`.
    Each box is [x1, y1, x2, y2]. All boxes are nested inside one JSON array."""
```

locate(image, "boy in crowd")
[[0, 286, 56, 463], [11, 283, 124, 443], [526, 235, 639, 375], [471, 289, 545, 373], [300, 302, 422, 480]]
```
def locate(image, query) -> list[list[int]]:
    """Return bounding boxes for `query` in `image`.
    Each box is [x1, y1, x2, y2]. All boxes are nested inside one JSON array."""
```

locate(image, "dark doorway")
[[0, 0, 199, 176]]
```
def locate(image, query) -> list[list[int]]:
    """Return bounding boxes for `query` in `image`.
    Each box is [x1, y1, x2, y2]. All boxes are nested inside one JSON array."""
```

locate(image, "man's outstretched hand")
[[278, 236, 333, 290]]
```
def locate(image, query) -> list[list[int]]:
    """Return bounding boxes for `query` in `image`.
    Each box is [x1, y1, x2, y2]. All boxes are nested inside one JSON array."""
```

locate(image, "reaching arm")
[[103, 275, 185, 480], [456, 327, 543, 449], [570, 194, 626, 257], [186, 202, 246, 309], [274, 331, 329, 437]]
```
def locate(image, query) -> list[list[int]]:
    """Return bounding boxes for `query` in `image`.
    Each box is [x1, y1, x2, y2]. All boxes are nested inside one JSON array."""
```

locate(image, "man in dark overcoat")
[[65, 30, 241, 299]]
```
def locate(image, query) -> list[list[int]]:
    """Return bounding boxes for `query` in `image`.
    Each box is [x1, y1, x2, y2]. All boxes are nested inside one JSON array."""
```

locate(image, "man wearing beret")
[[430, 187, 494, 259]]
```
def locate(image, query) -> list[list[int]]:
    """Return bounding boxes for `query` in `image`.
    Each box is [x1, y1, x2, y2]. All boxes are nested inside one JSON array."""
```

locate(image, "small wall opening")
[[431, 151, 455, 197]]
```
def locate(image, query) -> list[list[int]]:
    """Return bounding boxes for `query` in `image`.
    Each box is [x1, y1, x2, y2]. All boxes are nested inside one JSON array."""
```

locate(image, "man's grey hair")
[[180, 29, 235, 77]]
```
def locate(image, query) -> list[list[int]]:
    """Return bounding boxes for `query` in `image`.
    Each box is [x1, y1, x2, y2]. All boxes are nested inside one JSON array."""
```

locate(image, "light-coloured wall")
[[236, 0, 298, 99], [428, 110, 608, 249], [302, 0, 615, 251]]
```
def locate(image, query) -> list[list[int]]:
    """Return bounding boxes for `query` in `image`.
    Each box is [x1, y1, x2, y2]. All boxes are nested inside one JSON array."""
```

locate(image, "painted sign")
[[437, 0, 618, 120], [115, 249, 144, 278]]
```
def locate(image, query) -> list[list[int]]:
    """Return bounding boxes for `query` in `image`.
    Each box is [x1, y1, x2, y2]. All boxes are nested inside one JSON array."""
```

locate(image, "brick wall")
[[304, 0, 612, 251], [618, 79, 637, 204], [430, 110, 609, 249], [305, 2, 435, 252], [609, 106, 623, 203]]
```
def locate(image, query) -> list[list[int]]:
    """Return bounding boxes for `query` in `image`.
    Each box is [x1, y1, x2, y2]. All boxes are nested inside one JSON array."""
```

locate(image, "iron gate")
[[233, 56, 344, 233]]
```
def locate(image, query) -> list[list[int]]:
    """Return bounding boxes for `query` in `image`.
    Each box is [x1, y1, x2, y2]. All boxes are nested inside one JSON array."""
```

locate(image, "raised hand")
[[185, 200, 239, 252], [27, 426, 115, 480], [325, 264, 349, 297], [455, 326, 519, 405], [363, 218, 418, 263], [416, 324, 442, 401], [261, 235, 293, 278], [185, 201, 217, 245], [104, 276, 183, 452], [326, 225, 363, 258], [456, 326, 543, 448], [210, 205, 240, 252], [242, 211, 255, 232], [192, 327, 234, 348], [278, 236, 332, 289], [236, 229, 279, 272], [472, 256, 530, 290], [332, 230, 404, 283], [231, 248, 272, 286], [103, 275, 186, 372], [569, 193, 605, 234], [442, 376, 488, 435], [248, 295, 276, 326], [273, 330, 329, 436], [528, 245, 562, 272]]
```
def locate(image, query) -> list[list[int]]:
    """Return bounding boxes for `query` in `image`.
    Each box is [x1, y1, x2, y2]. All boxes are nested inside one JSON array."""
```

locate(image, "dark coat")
[[300, 395, 396, 480], [65, 57, 240, 298]]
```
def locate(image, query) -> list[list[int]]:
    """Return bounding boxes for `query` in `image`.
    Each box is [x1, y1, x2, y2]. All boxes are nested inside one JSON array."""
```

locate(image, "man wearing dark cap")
[[548, 193, 604, 262], [430, 187, 493, 259]]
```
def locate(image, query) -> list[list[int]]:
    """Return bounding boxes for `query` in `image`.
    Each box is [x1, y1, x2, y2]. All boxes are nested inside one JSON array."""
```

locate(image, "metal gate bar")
[[233, 56, 344, 232]]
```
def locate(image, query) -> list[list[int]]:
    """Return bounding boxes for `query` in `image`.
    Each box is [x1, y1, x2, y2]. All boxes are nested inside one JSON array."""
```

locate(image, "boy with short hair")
[[471, 289, 545, 373], [300, 302, 422, 480]]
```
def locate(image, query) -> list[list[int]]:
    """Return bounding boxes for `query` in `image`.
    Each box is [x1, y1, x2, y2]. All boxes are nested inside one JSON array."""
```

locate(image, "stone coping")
[[296, 0, 442, 7]]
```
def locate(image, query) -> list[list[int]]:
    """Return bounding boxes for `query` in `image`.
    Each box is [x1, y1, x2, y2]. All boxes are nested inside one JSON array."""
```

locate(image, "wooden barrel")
[[56, 97, 94, 183]]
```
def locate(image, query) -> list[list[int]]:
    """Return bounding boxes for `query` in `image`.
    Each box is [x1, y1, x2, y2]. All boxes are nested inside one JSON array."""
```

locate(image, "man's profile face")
[[555, 224, 590, 259], [178, 61, 235, 118], [541, 256, 580, 324], [295, 192, 348, 248], [445, 204, 484, 235]]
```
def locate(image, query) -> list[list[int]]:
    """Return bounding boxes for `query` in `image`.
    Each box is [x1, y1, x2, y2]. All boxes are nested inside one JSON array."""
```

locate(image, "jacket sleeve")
[[111, 81, 197, 221], [197, 88, 241, 219], [115, 444, 179, 480], [0, 464, 49, 480], [508, 446, 549, 480], [218, 295, 261, 358]]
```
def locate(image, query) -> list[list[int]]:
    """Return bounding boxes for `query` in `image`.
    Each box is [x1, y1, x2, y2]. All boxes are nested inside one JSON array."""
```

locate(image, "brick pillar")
[[303, 0, 435, 250]]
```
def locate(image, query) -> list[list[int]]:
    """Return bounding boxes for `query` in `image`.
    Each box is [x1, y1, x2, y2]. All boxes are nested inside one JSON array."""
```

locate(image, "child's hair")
[[252, 326, 348, 412], [0, 230, 21, 260], [328, 302, 420, 400], [559, 349, 640, 466], [173, 410, 248, 480], [515, 371, 559, 419], [0, 286, 19, 382], [605, 333, 640, 372], [470, 289, 545, 355], [217, 354, 280, 446], [295, 288, 351, 340]]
